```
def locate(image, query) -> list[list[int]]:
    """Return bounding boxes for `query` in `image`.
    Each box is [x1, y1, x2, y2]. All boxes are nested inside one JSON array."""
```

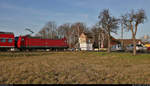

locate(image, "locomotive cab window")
[[8, 39, 13, 43], [1, 38, 6, 43]]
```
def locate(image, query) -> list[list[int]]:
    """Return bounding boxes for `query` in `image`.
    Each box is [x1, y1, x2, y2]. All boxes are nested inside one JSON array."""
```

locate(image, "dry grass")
[[0, 51, 150, 84]]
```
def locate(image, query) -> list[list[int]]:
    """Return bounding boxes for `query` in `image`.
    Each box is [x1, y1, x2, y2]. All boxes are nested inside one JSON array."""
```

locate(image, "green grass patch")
[[108, 52, 150, 59]]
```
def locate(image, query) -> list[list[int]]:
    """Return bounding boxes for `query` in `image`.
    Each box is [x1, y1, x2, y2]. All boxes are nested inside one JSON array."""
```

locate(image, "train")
[[0, 31, 69, 51]]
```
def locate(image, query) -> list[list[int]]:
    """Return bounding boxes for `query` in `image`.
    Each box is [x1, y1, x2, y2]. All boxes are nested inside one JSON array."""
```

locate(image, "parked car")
[[144, 44, 150, 48], [111, 44, 124, 52], [126, 44, 147, 52], [147, 47, 150, 52]]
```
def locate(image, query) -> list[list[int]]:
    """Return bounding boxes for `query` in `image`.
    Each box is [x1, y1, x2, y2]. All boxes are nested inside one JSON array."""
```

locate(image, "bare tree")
[[57, 22, 88, 48], [98, 9, 119, 53], [91, 25, 100, 49], [71, 22, 87, 49], [57, 23, 72, 48], [91, 24, 106, 50], [36, 21, 57, 39], [122, 9, 147, 55], [120, 16, 126, 47]]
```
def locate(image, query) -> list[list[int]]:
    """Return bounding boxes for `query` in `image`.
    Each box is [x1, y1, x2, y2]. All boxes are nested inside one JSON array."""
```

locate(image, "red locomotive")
[[0, 32, 15, 51], [17, 35, 68, 51], [0, 31, 68, 51]]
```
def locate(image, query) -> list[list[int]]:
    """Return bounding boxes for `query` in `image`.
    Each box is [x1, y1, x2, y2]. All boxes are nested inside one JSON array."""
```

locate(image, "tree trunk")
[[98, 33, 101, 51], [68, 37, 71, 48], [101, 41, 104, 48], [107, 33, 111, 53], [101, 32, 104, 48], [133, 35, 136, 56]]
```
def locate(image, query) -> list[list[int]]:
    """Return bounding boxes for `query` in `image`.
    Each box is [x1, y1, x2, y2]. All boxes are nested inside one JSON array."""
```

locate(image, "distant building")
[[77, 33, 143, 50], [110, 36, 121, 46], [79, 33, 93, 50], [92, 35, 121, 49], [117, 39, 143, 48]]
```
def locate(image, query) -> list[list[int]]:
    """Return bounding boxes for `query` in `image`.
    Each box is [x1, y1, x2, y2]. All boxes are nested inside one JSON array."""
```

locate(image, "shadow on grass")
[[108, 52, 150, 59]]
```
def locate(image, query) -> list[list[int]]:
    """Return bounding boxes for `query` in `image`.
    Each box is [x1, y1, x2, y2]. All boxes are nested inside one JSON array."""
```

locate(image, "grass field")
[[0, 51, 150, 84]]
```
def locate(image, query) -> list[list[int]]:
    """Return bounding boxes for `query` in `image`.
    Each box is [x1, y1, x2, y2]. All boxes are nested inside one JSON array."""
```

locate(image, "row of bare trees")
[[36, 21, 58, 39], [36, 9, 147, 55], [36, 22, 88, 48], [97, 9, 147, 55]]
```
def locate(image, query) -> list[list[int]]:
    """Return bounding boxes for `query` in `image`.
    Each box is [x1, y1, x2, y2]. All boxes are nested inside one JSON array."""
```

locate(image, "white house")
[[79, 33, 93, 50]]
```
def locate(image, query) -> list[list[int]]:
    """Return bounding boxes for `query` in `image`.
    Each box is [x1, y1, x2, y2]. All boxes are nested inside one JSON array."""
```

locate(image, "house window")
[[88, 40, 91, 43], [8, 39, 13, 43]]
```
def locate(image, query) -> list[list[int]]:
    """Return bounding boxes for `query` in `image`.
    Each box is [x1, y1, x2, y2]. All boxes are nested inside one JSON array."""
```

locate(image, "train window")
[[8, 39, 13, 43], [1, 38, 6, 42], [21, 38, 24, 41]]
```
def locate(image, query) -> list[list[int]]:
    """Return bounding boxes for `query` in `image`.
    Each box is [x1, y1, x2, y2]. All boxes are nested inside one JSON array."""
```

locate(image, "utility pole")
[[121, 22, 124, 47], [77, 25, 80, 50]]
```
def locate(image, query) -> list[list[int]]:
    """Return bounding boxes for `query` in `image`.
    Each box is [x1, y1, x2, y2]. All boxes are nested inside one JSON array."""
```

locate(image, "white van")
[[111, 44, 124, 52]]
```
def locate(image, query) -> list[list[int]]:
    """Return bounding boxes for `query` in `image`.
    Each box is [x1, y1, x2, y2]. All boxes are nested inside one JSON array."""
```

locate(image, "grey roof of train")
[[0, 32, 14, 34]]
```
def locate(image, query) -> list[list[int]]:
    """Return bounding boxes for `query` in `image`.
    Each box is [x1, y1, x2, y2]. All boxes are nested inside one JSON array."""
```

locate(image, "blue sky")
[[0, 0, 149, 39]]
